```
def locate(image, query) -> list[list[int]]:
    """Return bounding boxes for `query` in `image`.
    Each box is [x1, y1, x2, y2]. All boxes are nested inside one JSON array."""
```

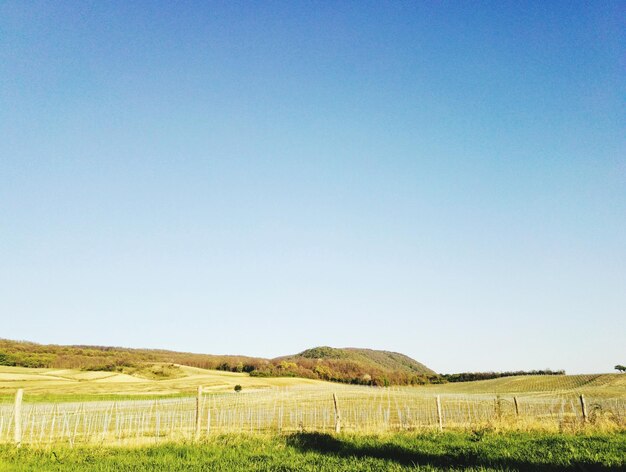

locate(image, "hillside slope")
[[0, 339, 437, 386], [422, 373, 626, 397], [0, 338, 267, 372], [267, 346, 438, 386], [0, 364, 325, 400]]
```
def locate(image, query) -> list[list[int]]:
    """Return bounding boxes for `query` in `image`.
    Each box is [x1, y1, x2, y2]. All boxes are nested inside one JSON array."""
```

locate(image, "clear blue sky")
[[1, 1, 624, 374]]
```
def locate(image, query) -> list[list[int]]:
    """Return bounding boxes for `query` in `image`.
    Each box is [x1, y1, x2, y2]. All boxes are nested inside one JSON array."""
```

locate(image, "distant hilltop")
[[0, 339, 438, 386], [269, 346, 438, 386]]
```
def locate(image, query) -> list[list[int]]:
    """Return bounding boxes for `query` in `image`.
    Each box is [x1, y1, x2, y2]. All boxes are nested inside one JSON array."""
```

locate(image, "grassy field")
[[422, 374, 626, 398], [2, 365, 625, 402], [1, 366, 624, 447], [0, 365, 325, 402], [1, 367, 624, 470], [0, 431, 624, 471]]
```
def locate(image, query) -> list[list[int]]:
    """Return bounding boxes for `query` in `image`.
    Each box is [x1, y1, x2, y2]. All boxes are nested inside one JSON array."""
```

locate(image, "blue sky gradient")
[[1, 1, 624, 373]]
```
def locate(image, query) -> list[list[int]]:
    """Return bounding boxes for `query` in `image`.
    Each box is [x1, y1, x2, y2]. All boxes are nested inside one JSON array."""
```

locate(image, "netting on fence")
[[0, 386, 624, 445]]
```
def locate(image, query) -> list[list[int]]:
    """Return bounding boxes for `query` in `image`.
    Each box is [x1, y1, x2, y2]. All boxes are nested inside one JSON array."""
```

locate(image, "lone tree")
[[615, 365, 626, 373]]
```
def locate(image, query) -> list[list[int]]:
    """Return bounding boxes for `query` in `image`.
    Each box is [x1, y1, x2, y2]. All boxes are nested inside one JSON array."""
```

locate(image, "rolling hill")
[[0, 339, 437, 386], [273, 346, 438, 385]]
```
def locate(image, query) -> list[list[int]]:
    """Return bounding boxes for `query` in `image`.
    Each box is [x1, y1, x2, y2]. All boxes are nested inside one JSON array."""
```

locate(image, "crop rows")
[[0, 386, 624, 445]]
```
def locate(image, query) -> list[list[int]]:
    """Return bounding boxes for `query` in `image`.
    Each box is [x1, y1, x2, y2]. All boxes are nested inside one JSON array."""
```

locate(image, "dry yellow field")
[[1, 364, 624, 405], [0, 364, 326, 401], [421, 373, 626, 398], [0, 366, 624, 445]]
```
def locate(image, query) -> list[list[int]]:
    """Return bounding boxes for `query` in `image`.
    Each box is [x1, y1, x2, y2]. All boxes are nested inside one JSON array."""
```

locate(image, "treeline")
[[0, 339, 443, 386], [442, 370, 565, 382], [0, 339, 262, 372], [249, 358, 443, 387]]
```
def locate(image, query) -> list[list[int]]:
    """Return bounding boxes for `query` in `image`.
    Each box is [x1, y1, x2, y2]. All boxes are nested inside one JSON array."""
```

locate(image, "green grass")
[[0, 431, 624, 471]]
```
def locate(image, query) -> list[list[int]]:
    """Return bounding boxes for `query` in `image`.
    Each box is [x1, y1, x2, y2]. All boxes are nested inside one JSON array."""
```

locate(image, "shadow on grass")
[[286, 433, 615, 471]]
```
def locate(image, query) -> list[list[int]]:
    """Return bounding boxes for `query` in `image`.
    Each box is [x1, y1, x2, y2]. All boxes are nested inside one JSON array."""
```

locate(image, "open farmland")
[[0, 365, 325, 402], [422, 373, 626, 398], [0, 366, 624, 447], [2, 365, 625, 401]]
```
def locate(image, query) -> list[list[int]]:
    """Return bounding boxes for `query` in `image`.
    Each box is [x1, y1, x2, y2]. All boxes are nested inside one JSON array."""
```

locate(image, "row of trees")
[[441, 370, 566, 382], [248, 358, 442, 386], [0, 339, 262, 372]]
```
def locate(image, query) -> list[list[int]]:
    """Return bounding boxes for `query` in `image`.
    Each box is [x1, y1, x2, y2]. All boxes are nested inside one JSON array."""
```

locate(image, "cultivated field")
[[0, 366, 624, 447], [2, 365, 625, 401], [426, 373, 626, 398], [0, 364, 324, 402]]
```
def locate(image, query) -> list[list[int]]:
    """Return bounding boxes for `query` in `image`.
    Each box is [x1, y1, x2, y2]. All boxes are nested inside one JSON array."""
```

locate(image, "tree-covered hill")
[[0, 339, 438, 386], [263, 347, 439, 386]]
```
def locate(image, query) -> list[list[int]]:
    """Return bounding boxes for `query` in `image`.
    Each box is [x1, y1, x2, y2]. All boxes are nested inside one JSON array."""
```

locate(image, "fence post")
[[333, 393, 341, 433], [579, 394, 587, 423], [436, 395, 443, 432], [494, 396, 502, 420], [14, 389, 23, 447], [513, 396, 519, 416], [195, 386, 203, 439]]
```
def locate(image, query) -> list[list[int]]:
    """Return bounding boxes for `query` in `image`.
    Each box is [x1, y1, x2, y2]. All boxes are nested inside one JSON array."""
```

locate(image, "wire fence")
[[1, 386, 624, 446]]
